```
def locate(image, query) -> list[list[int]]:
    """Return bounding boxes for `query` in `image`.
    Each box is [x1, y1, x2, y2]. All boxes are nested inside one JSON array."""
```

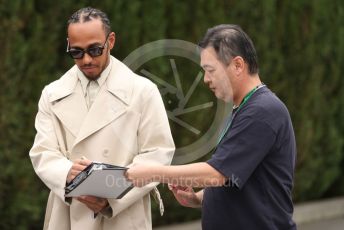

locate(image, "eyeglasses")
[[66, 33, 110, 59]]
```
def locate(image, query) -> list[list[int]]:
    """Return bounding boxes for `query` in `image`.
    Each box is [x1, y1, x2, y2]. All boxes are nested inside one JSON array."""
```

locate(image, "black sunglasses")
[[66, 33, 110, 59]]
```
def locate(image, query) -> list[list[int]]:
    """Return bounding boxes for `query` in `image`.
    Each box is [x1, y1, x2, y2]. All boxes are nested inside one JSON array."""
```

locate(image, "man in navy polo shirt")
[[126, 24, 297, 230]]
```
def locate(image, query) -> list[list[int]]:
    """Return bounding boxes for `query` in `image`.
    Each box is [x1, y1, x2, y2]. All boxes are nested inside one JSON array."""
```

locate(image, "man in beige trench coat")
[[29, 7, 174, 230]]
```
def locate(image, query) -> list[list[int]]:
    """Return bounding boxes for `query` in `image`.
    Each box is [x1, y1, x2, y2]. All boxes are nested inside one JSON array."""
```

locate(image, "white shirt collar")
[[77, 57, 113, 96]]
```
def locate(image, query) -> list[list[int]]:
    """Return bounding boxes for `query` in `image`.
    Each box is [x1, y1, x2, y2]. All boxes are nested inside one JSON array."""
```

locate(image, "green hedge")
[[0, 0, 343, 229]]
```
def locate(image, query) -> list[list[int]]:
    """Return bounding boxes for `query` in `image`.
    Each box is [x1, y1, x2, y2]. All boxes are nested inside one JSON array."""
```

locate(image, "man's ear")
[[108, 32, 116, 50], [231, 56, 245, 76]]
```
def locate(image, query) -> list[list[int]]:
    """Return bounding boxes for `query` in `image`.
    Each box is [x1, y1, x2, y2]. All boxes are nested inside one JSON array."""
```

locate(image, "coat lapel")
[[72, 88, 127, 146], [72, 56, 134, 147], [49, 66, 88, 137]]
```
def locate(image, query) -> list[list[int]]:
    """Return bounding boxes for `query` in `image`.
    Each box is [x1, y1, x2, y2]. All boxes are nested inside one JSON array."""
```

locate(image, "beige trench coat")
[[30, 56, 175, 230]]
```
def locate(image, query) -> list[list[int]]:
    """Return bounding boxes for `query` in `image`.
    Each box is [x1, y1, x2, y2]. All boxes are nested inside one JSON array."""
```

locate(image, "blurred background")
[[0, 0, 343, 229]]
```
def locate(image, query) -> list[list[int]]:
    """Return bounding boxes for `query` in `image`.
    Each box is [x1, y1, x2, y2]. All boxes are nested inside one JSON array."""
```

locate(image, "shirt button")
[[103, 149, 109, 157]]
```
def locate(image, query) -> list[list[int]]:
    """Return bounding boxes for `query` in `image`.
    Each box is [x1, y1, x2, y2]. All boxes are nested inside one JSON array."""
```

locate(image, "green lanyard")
[[217, 84, 264, 145]]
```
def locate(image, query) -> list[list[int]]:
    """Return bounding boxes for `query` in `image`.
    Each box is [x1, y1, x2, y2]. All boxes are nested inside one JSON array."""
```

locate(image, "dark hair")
[[199, 24, 259, 75], [67, 7, 111, 35]]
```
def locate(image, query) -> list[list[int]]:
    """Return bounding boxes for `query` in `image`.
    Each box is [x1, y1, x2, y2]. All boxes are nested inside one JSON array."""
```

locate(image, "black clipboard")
[[65, 162, 133, 199]]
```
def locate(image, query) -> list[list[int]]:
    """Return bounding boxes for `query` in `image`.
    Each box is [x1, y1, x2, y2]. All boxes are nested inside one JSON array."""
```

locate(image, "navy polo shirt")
[[203, 86, 297, 230]]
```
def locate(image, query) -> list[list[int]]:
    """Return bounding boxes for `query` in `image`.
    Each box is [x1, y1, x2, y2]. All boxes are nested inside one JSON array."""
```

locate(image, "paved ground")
[[154, 197, 344, 230], [153, 220, 200, 230], [298, 216, 344, 230], [154, 217, 344, 230]]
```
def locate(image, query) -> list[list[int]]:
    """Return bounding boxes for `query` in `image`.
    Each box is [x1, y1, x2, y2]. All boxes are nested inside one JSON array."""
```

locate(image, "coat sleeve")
[[107, 83, 175, 218], [29, 87, 73, 202]]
